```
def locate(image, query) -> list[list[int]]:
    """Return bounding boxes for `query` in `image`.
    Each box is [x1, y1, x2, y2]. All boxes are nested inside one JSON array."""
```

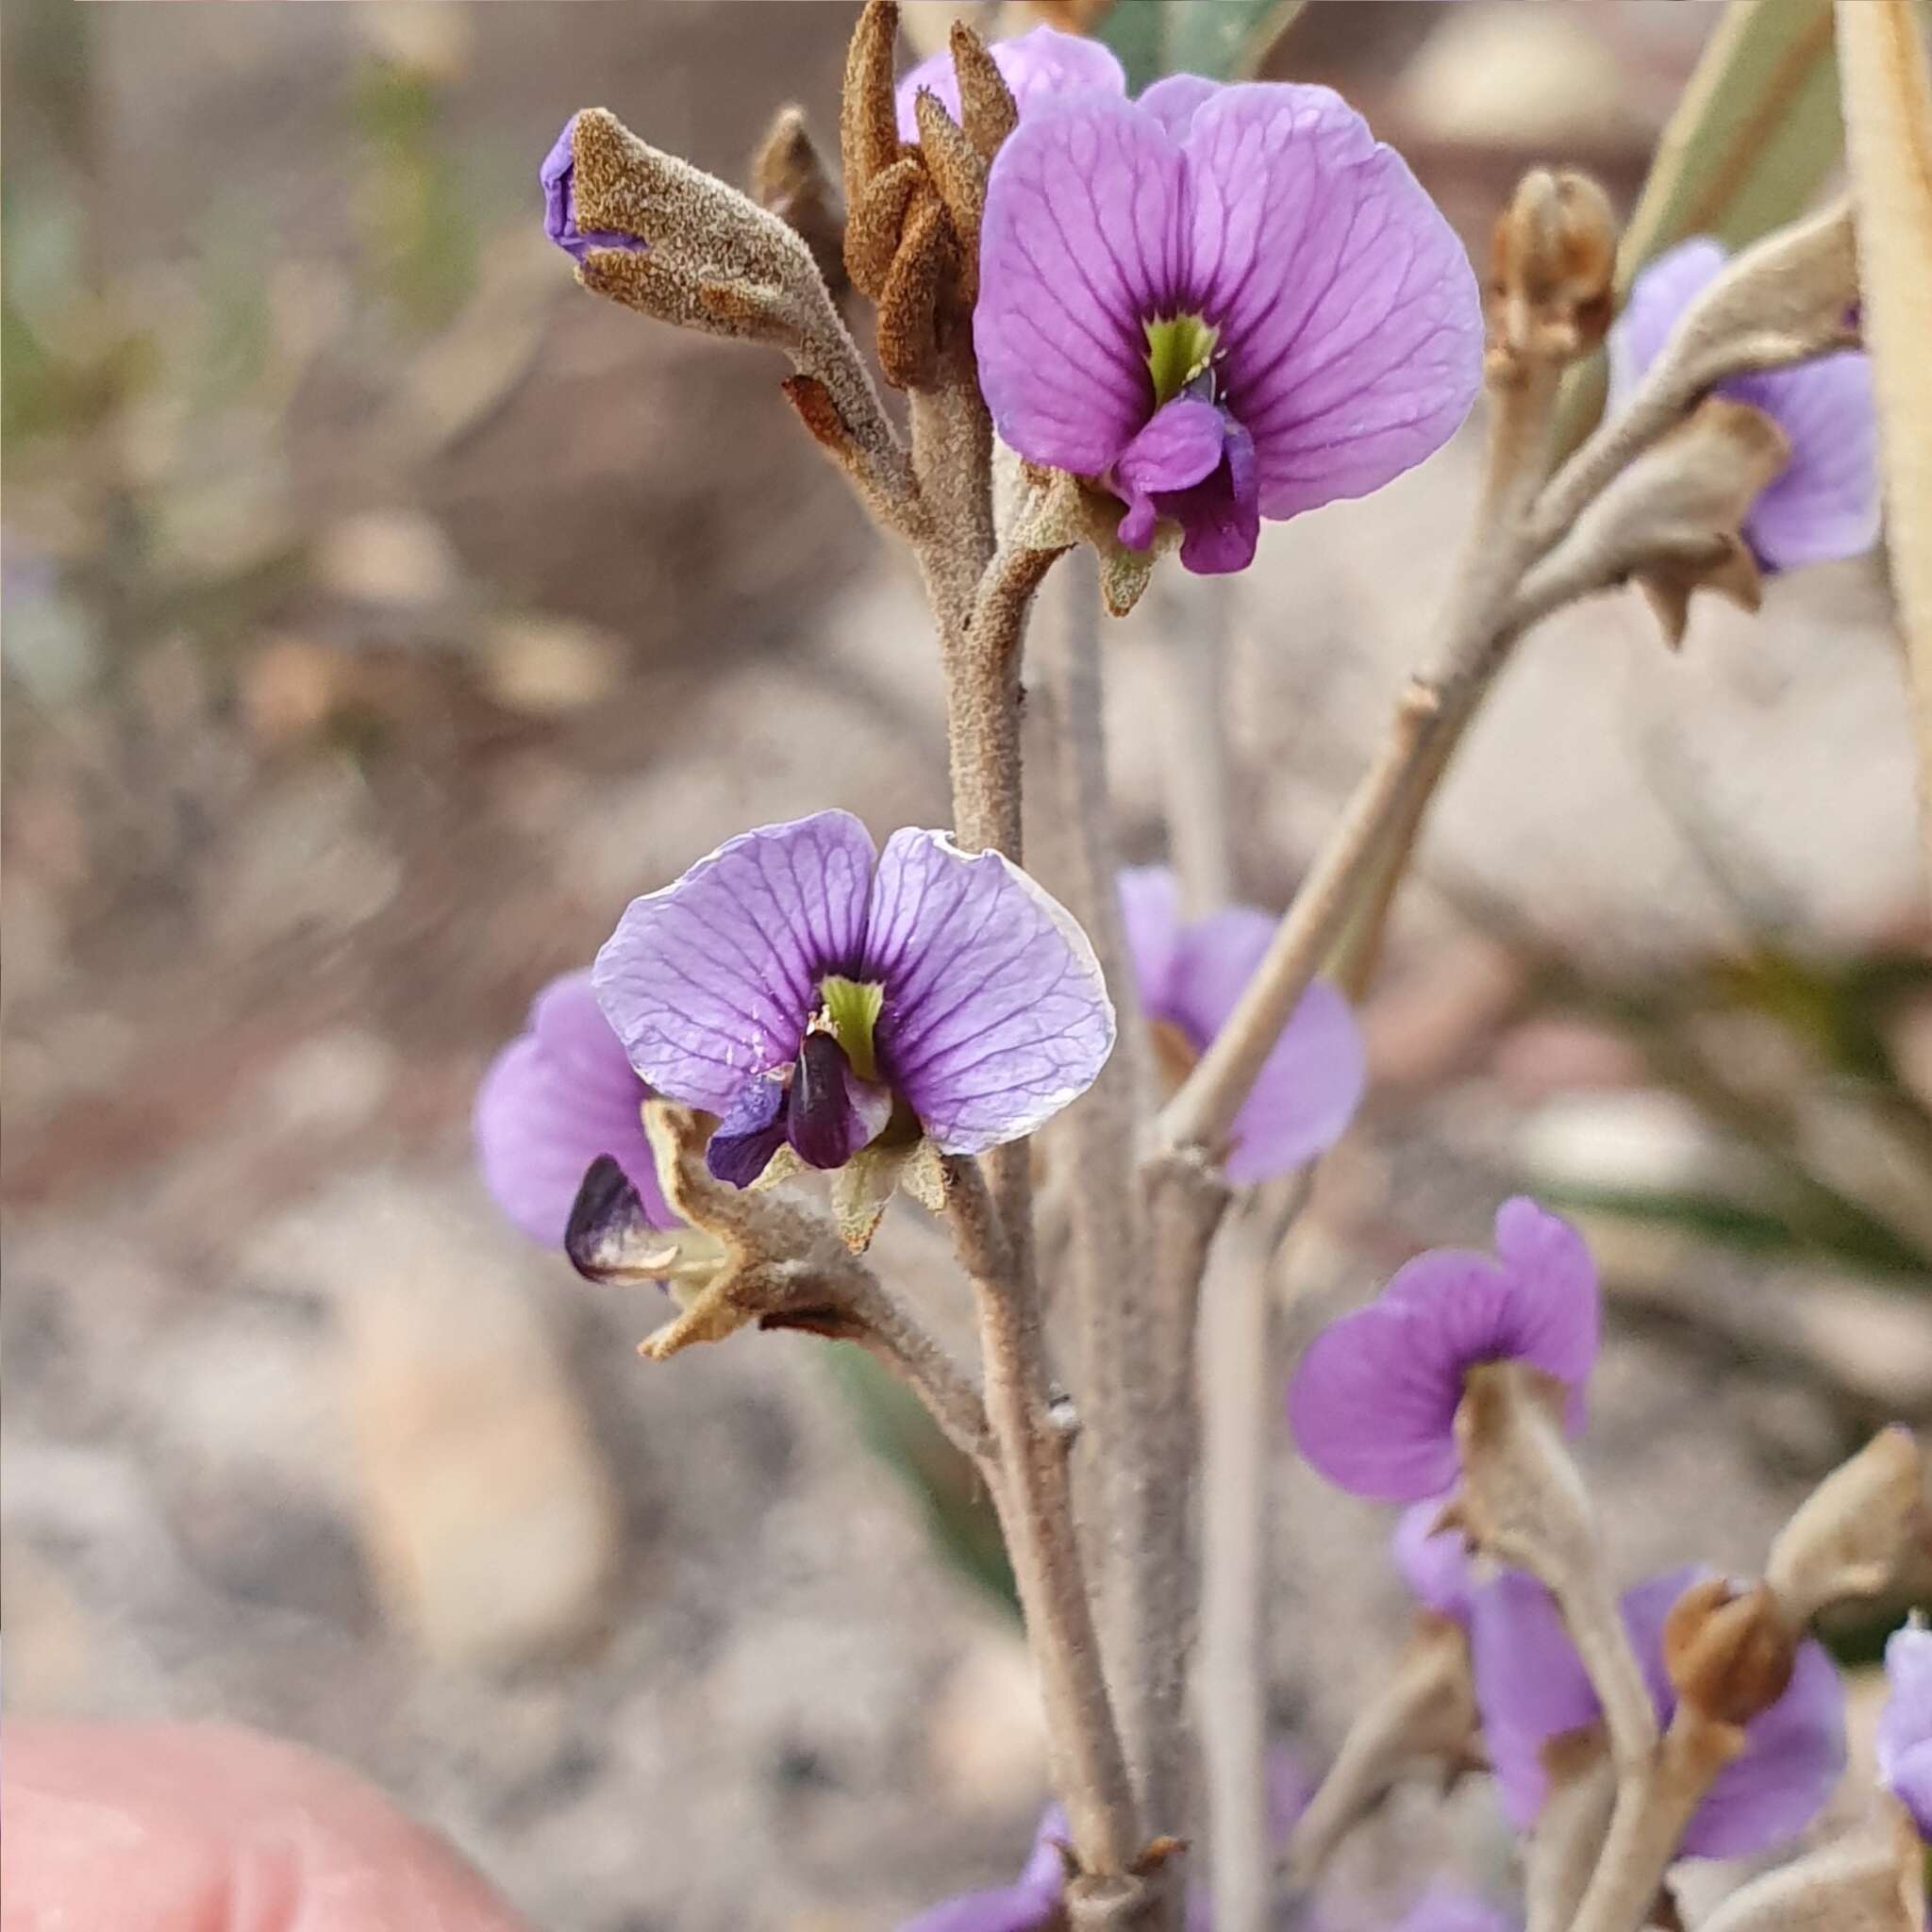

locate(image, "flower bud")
[[1489, 167, 1619, 373], [1661, 1576, 1795, 1730], [751, 106, 846, 296]]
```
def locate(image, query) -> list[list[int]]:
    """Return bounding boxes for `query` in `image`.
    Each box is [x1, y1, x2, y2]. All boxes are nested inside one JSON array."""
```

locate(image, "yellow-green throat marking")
[[1143, 313, 1220, 408], [818, 975, 884, 1082]]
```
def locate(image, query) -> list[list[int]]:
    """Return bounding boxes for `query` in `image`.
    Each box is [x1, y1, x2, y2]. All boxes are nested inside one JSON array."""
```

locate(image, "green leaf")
[[1094, 0, 1306, 92], [822, 1343, 1018, 1618]]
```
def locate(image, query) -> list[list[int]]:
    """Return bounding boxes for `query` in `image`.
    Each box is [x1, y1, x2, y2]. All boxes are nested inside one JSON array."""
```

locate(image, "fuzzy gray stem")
[[1197, 1185, 1307, 1931], [843, 1276, 994, 1468], [1158, 576, 1239, 916], [943, 1156, 1145, 1886]]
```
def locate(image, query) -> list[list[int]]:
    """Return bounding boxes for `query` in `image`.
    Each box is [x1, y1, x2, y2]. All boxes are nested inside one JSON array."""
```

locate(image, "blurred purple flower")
[[593, 810, 1114, 1187], [1386, 1889, 1519, 1932], [475, 970, 669, 1246], [1471, 1567, 1846, 1857], [1120, 868, 1364, 1184], [1287, 1199, 1599, 1501], [900, 1807, 1067, 1932], [541, 114, 644, 263], [1608, 238, 1879, 573], [1878, 1621, 1932, 1840], [974, 79, 1481, 575], [1393, 1496, 1476, 1625], [895, 25, 1124, 141]]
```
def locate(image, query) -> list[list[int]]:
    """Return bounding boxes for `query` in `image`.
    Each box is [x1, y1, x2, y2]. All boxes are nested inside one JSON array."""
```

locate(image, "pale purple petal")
[[1116, 395, 1226, 549], [864, 830, 1115, 1153], [1879, 1624, 1932, 1839], [1729, 352, 1880, 569], [593, 811, 877, 1113], [1176, 84, 1481, 519], [976, 94, 1188, 476], [1387, 1889, 1519, 1932], [1606, 238, 1726, 402], [900, 1805, 1067, 1932], [475, 971, 664, 1245], [1168, 906, 1362, 1180], [1393, 1497, 1475, 1624], [1469, 1570, 1607, 1828], [1139, 74, 1219, 142], [1489, 1197, 1600, 1392], [1163, 412, 1260, 575], [896, 25, 1125, 142], [1610, 239, 1878, 574], [1118, 866, 1184, 1013], [541, 115, 641, 263], [1474, 1566, 1845, 1854]]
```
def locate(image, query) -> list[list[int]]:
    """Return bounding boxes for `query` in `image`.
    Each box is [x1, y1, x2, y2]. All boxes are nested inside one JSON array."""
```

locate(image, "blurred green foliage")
[[1094, 0, 1306, 92]]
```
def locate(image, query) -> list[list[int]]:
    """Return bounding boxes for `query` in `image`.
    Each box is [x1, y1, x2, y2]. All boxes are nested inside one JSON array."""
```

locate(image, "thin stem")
[[943, 1155, 1144, 1880], [1158, 575, 1239, 916], [843, 1277, 993, 1468], [1197, 1190, 1311, 1932]]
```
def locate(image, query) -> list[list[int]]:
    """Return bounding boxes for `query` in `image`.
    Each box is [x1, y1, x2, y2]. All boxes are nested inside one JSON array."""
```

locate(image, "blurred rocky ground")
[[3, 5, 1928, 1928]]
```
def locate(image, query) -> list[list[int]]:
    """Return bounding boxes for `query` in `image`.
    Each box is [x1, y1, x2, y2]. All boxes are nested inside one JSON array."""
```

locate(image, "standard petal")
[[1468, 1571, 1603, 1827], [1118, 866, 1184, 1015], [1878, 1624, 1932, 1830], [1287, 1298, 1468, 1501], [864, 830, 1116, 1154], [1177, 84, 1482, 519], [1115, 395, 1226, 549], [1138, 75, 1219, 142], [1611, 1568, 1846, 1858], [1683, 1633, 1845, 1857], [1167, 906, 1363, 1177], [1606, 238, 1727, 404], [1490, 1197, 1600, 1392], [976, 94, 1188, 476], [1730, 351, 1880, 570], [592, 811, 876, 1113], [474, 972, 663, 1245], [895, 25, 1125, 142], [1393, 1497, 1474, 1624]]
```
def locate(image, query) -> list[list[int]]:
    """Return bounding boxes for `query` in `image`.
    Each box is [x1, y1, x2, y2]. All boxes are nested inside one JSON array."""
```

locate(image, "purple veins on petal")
[[474, 969, 666, 1246], [1287, 1198, 1599, 1502], [1608, 237, 1879, 573], [541, 115, 644, 263], [894, 24, 1126, 142], [1471, 1566, 1847, 1856], [1879, 1622, 1932, 1840], [974, 75, 1480, 575]]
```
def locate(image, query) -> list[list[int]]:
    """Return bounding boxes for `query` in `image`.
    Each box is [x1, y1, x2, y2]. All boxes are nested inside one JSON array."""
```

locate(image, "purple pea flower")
[[900, 1806, 1068, 1932], [474, 970, 670, 1245], [895, 24, 1125, 142], [1120, 867, 1365, 1184], [1386, 1890, 1519, 1932], [592, 810, 1114, 1188], [1287, 1199, 1599, 1502], [541, 113, 644, 263], [1470, 1566, 1846, 1857], [974, 78, 1482, 575], [1608, 238, 1879, 573], [1393, 1495, 1477, 1626], [1877, 1620, 1932, 1840]]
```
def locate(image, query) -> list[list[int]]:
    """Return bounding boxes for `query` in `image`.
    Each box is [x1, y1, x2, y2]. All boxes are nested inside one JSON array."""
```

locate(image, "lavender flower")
[[1609, 239, 1879, 572], [895, 25, 1124, 141], [1386, 1890, 1519, 1932], [593, 810, 1114, 1188], [1393, 1496, 1476, 1625], [1287, 1199, 1599, 1501], [1121, 867, 1365, 1182], [974, 79, 1482, 574], [900, 1807, 1067, 1932], [1878, 1620, 1932, 1840], [474, 970, 668, 1244], [541, 114, 645, 262], [1471, 1566, 1846, 1857]]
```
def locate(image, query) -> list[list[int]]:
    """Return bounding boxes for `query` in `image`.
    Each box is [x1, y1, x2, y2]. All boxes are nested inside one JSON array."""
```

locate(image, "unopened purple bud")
[[541, 113, 644, 264]]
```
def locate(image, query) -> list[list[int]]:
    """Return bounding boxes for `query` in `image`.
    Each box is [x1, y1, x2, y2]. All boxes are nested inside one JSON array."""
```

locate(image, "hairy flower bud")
[[751, 106, 847, 297], [1489, 167, 1619, 374], [1661, 1577, 1796, 1730]]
